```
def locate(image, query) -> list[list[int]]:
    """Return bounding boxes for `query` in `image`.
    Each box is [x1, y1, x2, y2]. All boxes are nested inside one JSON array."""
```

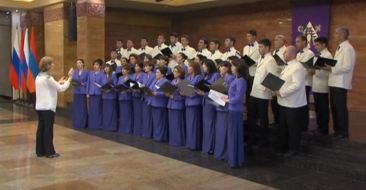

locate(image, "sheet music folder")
[[161, 47, 173, 56], [260, 73, 285, 91], [273, 54, 286, 66], [176, 79, 195, 96], [210, 78, 229, 95], [195, 79, 211, 92], [241, 55, 256, 67], [158, 82, 178, 94]]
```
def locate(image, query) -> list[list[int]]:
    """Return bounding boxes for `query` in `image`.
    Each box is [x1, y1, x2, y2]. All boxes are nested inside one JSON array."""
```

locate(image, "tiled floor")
[[0, 105, 276, 190]]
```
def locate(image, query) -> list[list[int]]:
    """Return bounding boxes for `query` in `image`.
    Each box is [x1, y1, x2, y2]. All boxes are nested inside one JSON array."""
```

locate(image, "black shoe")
[[269, 122, 278, 129], [46, 153, 60, 158], [283, 150, 298, 157], [36, 154, 45, 157], [313, 129, 329, 135], [333, 134, 349, 139]]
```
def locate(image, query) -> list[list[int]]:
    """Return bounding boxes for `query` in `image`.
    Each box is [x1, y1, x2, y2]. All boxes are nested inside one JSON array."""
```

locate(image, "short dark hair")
[[233, 59, 249, 79], [111, 49, 117, 53], [228, 56, 239, 61], [157, 66, 168, 76], [248, 29, 257, 36], [199, 38, 208, 45], [141, 37, 148, 42], [226, 37, 236, 46], [314, 36, 328, 47], [158, 34, 165, 39], [174, 65, 185, 79], [122, 65, 130, 72], [196, 54, 207, 62], [218, 61, 232, 74], [116, 39, 123, 43], [177, 52, 188, 60], [170, 32, 178, 38], [258, 38, 272, 49], [188, 61, 201, 76], [127, 39, 134, 44], [159, 55, 169, 63], [211, 39, 220, 48], [181, 35, 190, 41], [202, 59, 217, 78], [93, 58, 103, 66], [297, 35, 308, 44]]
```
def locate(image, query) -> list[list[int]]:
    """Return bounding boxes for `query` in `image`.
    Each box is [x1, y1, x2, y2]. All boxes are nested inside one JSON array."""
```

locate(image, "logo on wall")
[[297, 22, 321, 48]]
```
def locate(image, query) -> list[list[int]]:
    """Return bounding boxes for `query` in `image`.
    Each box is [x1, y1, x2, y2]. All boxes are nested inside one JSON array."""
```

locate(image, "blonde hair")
[[39, 56, 54, 72]]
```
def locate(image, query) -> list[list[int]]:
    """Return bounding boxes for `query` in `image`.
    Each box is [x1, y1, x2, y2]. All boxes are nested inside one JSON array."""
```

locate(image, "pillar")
[[43, 3, 77, 107], [76, 0, 105, 70]]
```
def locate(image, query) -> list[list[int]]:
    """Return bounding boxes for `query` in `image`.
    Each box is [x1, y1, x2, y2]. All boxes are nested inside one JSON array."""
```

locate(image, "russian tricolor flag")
[[21, 28, 29, 93], [9, 27, 21, 90], [27, 28, 39, 93]]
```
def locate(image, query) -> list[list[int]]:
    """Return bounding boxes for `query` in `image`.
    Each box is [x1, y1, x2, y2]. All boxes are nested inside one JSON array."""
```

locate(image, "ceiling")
[[0, 0, 264, 12]]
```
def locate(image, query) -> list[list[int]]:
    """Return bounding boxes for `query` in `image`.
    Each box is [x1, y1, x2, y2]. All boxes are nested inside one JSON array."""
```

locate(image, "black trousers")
[[313, 92, 330, 134], [276, 105, 307, 152], [245, 76, 255, 117], [248, 96, 269, 143], [271, 96, 280, 124], [329, 87, 349, 135], [305, 86, 311, 103], [36, 110, 56, 156]]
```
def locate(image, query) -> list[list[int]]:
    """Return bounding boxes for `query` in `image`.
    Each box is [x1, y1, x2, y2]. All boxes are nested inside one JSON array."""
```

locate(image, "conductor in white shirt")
[[247, 39, 278, 148], [312, 37, 333, 135], [274, 46, 307, 157], [321, 27, 356, 139], [35, 56, 74, 158]]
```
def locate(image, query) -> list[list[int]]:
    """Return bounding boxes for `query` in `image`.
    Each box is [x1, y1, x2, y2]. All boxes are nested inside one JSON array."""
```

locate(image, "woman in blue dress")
[[197, 59, 220, 154], [86, 59, 104, 130], [175, 53, 188, 76], [167, 66, 186, 147], [117, 65, 134, 133], [149, 66, 169, 142], [72, 59, 88, 129], [181, 61, 203, 150], [194, 54, 206, 75], [131, 61, 146, 135], [214, 61, 235, 160], [222, 59, 248, 168], [157, 56, 172, 76], [141, 61, 156, 139], [101, 64, 117, 131]]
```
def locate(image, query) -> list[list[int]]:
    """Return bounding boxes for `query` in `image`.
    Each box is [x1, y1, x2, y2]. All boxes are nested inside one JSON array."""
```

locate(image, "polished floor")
[[1, 100, 366, 190]]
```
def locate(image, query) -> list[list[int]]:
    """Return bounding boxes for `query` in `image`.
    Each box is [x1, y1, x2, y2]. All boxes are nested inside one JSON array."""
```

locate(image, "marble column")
[[43, 3, 77, 107], [76, 0, 105, 70]]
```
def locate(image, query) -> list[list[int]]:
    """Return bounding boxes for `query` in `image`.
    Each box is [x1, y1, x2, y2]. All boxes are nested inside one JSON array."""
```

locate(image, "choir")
[[70, 27, 356, 166]]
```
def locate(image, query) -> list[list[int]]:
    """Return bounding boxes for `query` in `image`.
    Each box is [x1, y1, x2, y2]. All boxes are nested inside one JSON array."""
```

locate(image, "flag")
[[291, 1, 331, 53], [9, 27, 21, 90], [21, 28, 29, 92], [27, 27, 39, 93]]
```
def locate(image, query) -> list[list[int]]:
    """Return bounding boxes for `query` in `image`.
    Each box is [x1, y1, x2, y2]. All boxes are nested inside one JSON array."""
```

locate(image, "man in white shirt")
[[243, 30, 261, 123], [321, 27, 356, 139], [274, 46, 307, 157], [106, 49, 121, 71], [196, 38, 211, 58], [139, 37, 153, 55], [179, 35, 196, 60], [295, 35, 315, 102], [247, 39, 278, 148], [222, 37, 241, 61], [311, 37, 333, 135], [208, 39, 223, 60], [168, 32, 183, 69], [270, 35, 287, 128], [126, 39, 139, 58], [116, 39, 126, 57]]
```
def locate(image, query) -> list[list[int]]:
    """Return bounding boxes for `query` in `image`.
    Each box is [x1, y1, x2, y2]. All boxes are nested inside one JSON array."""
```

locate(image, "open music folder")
[[176, 79, 196, 96], [260, 73, 285, 91]]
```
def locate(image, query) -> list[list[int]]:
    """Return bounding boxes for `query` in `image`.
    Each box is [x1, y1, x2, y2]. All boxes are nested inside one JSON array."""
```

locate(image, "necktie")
[[127, 49, 131, 52], [211, 51, 215, 55], [227, 49, 231, 53], [275, 49, 279, 54], [141, 47, 145, 50], [172, 44, 176, 47], [261, 55, 265, 59], [181, 48, 186, 51], [300, 50, 304, 53], [198, 50, 202, 53], [337, 46, 340, 50], [249, 43, 254, 47]]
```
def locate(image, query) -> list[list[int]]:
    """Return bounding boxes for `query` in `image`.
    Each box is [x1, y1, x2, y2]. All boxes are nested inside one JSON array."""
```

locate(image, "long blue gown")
[[168, 79, 186, 147], [117, 75, 134, 134], [132, 72, 146, 135], [72, 69, 88, 129], [101, 73, 117, 131], [86, 70, 104, 130], [141, 72, 155, 139]]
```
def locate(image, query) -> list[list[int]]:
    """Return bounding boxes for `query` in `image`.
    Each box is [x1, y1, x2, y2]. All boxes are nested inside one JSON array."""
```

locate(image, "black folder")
[[273, 54, 286, 66], [195, 79, 211, 92], [94, 82, 112, 90], [140, 85, 153, 95], [124, 79, 139, 89], [176, 79, 195, 96], [314, 57, 337, 67], [166, 73, 175, 81], [260, 73, 285, 91], [241, 55, 256, 67], [210, 78, 229, 95], [110, 62, 117, 72], [71, 79, 82, 86], [113, 84, 129, 91], [161, 47, 173, 56], [158, 81, 178, 94], [301, 57, 315, 69], [139, 52, 146, 61], [115, 72, 122, 78]]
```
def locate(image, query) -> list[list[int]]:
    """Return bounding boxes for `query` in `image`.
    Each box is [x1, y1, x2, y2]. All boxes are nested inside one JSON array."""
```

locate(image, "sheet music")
[[93, 82, 101, 88], [208, 89, 228, 107]]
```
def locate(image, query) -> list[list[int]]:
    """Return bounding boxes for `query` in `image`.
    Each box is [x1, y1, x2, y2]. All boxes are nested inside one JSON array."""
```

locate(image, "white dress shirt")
[[278, 59, 307, 108], [35, 72, 71, 112], [312, 48, 333, 93], [273, 45, 286, 75], [222, 47, 241, 60], [250, 53, 278, 100], [196, 48, 211, 58], [138, 46, 153, 55], [106, 59, 121, 67], [168, 42, 183, 69], [117, 48, 126, 57], [179, 45, 196, 60], [328, 40, 356, 90], [296, 48, 315, 86], [243, 41, 261, 77], [126, 47, 139, 58], [209, 50, 223, 60]]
